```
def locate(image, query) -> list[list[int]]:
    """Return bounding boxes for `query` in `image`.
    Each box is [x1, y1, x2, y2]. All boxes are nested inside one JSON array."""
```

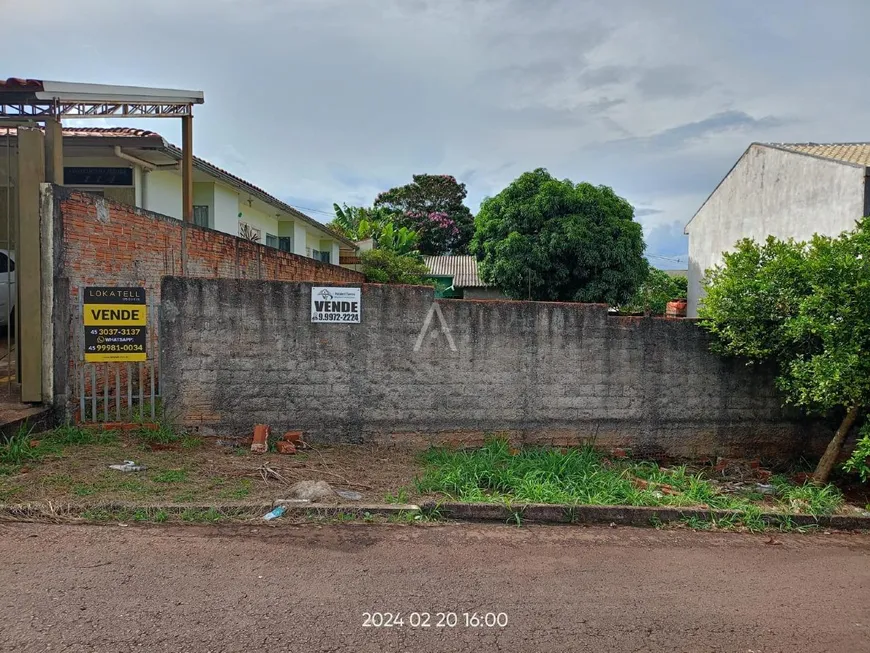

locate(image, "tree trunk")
[[812, 405, 860, 484]]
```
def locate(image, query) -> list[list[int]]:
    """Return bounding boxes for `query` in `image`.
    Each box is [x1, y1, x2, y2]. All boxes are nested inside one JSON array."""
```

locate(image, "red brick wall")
[[59, 190, 362, 303], [52, 188, 362, 416]]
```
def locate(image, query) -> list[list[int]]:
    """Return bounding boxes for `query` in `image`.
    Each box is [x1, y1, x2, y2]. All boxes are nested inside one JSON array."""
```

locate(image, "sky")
[[4, 0, 870, 268]]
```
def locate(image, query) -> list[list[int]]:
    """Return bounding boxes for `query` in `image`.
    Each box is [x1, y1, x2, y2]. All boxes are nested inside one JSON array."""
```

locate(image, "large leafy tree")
[[374, 174, 475, 255], [700, 218, 870, 483], [470, 168, 647, 304]]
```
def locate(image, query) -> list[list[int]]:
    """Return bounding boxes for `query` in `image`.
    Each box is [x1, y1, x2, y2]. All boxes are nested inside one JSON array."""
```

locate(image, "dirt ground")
[[0, 437, 424, 506], [0, 521, 868, 652]]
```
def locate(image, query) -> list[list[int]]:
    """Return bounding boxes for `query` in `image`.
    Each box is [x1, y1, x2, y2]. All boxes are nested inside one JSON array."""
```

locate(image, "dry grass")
[[0, 429, 423, 507]]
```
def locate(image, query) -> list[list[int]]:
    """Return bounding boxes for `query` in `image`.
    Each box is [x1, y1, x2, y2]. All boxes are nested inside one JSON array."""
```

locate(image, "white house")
[[0, 126, 355, 264], [684, 142, 870, 317]]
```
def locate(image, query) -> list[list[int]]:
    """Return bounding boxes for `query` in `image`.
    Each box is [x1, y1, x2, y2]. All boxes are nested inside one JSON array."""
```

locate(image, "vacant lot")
[[0, 425, 421, 508], [2, 428, 868, 531]]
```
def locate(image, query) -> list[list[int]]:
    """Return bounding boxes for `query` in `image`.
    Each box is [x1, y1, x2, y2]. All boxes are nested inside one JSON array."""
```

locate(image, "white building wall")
[[293, 222, 307, 257], [305, 232, 320, 255], [145, 169, 183, 220], [192, 182, 215, 228], [277, 221, 295, 238], [133, 166, 143, 207], [212, 184, 239, 235], [686, 145, 866, 317], [238, 202, 279, 245]]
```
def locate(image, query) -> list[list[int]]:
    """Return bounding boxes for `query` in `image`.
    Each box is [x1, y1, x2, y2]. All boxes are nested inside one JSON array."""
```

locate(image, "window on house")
[[193, 205, 209, 228], [265, 233, 278, 248], [311, 249, 331, 264], [278, 237, 293, 253]]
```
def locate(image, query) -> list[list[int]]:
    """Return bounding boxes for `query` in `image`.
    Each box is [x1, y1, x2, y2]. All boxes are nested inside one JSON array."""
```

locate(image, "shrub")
[[361, 249, 430, 285]]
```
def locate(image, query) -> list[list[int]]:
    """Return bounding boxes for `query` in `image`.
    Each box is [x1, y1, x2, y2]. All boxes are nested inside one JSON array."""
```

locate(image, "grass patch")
[[417, 439, 845, 522], [0, 426, 41, 466], [45, 424, 118, 447], [770, 475, 843, 516], [1, 423, 119, 469], [218, 478, 252, 500], [173, 490, 197, 502], [152, 469, 188, 483], [181, 507, 222, 523], [134, 420, 185, 446], [384, 488, 409, 504]]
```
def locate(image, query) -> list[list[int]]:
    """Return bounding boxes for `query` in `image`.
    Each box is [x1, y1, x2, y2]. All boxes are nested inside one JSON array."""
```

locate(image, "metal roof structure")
[[0, 78, 204, 119], [0, 126, 357, 249]]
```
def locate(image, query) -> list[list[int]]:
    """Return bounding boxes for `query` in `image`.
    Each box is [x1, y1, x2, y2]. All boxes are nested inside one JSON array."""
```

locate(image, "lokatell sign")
[[311, 287, 361, 323], [83, 286, 147, 362]]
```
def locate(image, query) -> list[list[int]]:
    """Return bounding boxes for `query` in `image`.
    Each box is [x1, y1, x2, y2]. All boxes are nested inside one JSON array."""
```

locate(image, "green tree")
[[700, 218, 870, 483], [360, 249, 430, 284], [622, 267, 687, 315], [328, 204, 395, 240], [374, 222, 419, 256], [374, 174, 475, 255], [470, 168, 647, 304]]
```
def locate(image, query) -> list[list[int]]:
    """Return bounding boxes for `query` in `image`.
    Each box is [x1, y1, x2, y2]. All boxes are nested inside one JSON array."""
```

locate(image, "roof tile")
[[423, 255, 487, 287], [0, 126, 162, 138], [769, 142, 870, 167]]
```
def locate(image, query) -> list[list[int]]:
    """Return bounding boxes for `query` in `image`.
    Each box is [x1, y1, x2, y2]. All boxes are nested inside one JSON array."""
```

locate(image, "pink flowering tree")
[[374, 174, 474, 254]]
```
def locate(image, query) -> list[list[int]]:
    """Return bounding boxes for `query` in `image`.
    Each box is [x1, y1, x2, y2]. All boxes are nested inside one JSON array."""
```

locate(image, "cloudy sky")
[[4, 0, 870, 267]]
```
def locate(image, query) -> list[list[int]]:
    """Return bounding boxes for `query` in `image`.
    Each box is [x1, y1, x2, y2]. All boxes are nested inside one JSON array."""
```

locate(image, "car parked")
[[0, 249, 16, 329]]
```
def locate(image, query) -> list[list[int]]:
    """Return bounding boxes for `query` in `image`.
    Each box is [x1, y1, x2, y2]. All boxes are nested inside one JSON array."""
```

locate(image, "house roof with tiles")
[[423, 255, 488, 287], [765, 142, 870, 167]]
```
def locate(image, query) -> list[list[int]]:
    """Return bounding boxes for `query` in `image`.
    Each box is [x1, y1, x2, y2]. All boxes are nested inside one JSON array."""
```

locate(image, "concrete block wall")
[[44, 186, 362, 413], [160, 277, 829, 460]]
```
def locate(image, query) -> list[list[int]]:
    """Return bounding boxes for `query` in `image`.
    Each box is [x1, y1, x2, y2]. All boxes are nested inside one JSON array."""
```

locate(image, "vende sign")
[[83, 286, 147, 362], [311, 287, 361, 323]]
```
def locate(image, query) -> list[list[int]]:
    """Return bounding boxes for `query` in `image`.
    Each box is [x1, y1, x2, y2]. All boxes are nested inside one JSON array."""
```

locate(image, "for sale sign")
[[311, 287, 361, 323], [83, 287, 147, 362]]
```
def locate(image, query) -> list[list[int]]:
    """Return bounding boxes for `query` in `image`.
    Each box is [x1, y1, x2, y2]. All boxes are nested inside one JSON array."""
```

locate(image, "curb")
[[273, 501, 421, 517], [0, 501, 421, 522], [421, 502, 870, 530], [3, 500, 868, 531], [0, 502, 273, 520]]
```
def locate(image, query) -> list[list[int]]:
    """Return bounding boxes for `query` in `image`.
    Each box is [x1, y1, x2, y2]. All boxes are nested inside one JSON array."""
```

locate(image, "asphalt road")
[[1, 522, 868, 653]]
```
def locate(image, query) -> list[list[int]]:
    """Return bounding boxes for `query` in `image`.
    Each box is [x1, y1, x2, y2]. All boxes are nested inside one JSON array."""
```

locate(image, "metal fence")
[[75, 290, 160, 423]]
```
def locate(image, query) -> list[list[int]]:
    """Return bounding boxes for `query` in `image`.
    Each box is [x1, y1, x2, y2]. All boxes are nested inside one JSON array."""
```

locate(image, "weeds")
[[152, 469, 188, 483], [181, 507, 222, 522], [384, 488, 409, 504], [770, 476, 843, 516], [1, 422, 118, 469], [0, 426, 40, 466], [136, 421, 183, 445], [417, 438, 845, 519], [218, 479, 252, 500], [45, 424, 118, 447], [181, 436, 203, 450]]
